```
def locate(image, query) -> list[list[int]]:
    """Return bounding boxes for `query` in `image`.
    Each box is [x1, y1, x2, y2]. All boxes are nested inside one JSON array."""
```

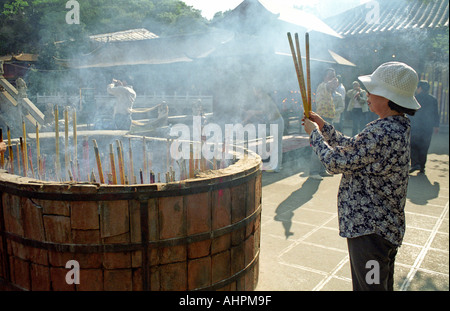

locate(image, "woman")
[[303, 62, 420, 291], [346, 81, 368, 136]]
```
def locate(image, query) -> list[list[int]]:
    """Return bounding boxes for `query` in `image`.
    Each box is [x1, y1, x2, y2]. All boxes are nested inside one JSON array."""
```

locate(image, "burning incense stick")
[[109, 144, 117, 185], [128, 138, 134, 184], [287, 32, 309, 118], [36, 122, 41, 178], [200, 135, 206, 172], [22, 118, 28, 174], [77, 159, 80, 182], [16, 143, 20, 175], [68, 168, 73, 181], [150, 170, 155, 184], [7, 127, 13, 174], [165, 172, 169, 183], [19, 137, 26, 177], [148, 151, 152, 175], [90, 169, 96, 183], [119, 139, 126, 181], [0, 128, 4, 169], [305, 32, 312, 116], [189, 142, 194, 178], [72, 108, 77, 176], [92, 139, 105, 184], [42, 155, 46, 180], [28, 146, 35, 178], [64, 108, 69, 180], [82, 136, 89, 181], [54, 105, 61, 180], [177, 159, 187, 181], [294, 33, 309, 114], [166, 138, 170, 172], [116, 140, 125, 184], [143, 136, 147, 183], [69, 158, 75, 181]]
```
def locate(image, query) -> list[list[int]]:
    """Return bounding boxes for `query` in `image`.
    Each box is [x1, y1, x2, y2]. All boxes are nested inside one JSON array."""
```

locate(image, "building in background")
[[325, 0, 449, 128]]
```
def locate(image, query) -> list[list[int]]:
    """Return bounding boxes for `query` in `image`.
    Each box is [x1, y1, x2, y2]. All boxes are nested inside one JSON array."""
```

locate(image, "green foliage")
[[0, 0, 208, 61], [430, 27, 449, 60], [0, 0, 208, 95], [1, 0, 29, 15]]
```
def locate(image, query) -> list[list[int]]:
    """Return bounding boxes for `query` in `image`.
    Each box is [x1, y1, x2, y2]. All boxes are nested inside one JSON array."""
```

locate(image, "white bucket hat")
[[358, 61, 421, 110]]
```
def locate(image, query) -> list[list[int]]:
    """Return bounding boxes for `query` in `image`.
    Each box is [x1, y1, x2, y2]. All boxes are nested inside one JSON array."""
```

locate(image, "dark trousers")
[[347, 234, 398, 291], [410, 133, 433, 170]]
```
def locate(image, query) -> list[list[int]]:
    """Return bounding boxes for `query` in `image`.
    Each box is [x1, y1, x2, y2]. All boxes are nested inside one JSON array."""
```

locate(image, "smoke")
[[12, 0, 439, 183]]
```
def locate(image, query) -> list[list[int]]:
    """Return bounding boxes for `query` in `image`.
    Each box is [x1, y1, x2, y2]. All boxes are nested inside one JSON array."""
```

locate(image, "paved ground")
[[255, 129, 449, 291]]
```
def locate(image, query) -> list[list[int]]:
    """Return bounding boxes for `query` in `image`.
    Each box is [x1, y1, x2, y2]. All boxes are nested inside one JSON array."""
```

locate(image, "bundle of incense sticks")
[[287, 32, 312, 118]]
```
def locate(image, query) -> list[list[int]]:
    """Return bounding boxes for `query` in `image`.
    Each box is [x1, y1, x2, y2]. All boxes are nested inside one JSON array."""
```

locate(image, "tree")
[[0, 0, 208, 94], [1, 0, 208, 60]]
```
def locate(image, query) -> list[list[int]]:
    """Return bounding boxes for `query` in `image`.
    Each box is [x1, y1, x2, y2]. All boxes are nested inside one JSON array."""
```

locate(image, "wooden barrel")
[[0, 154, 262, 291]]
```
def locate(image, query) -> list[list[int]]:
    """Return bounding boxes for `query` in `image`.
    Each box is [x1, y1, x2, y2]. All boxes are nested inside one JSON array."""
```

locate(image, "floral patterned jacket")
[[310, 116, 411, 246]]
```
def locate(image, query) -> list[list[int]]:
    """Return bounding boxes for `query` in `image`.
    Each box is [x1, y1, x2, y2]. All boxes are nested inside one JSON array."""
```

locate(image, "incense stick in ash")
[[92, 139, 105, 184]]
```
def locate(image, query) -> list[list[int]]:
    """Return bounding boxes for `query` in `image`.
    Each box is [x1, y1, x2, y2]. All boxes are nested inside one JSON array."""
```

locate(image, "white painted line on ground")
[[312, 256, 350, 291], [400, 201, 449, 291]]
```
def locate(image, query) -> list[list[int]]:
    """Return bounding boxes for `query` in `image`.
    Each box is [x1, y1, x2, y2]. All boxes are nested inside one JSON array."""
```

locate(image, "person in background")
[[242, 87, 284, 172], [309, 68, 337, 180], [346, 81, 368, 136], [316, 68, 337, 123], [0, 141, 6, 153], [331, 78, 345, 132], [107, 79, 136, 130], [303, 61, 420, 291], [336, 75, 346, 106], [409, 80, 440, 174], [335, 75, 347, 131]]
